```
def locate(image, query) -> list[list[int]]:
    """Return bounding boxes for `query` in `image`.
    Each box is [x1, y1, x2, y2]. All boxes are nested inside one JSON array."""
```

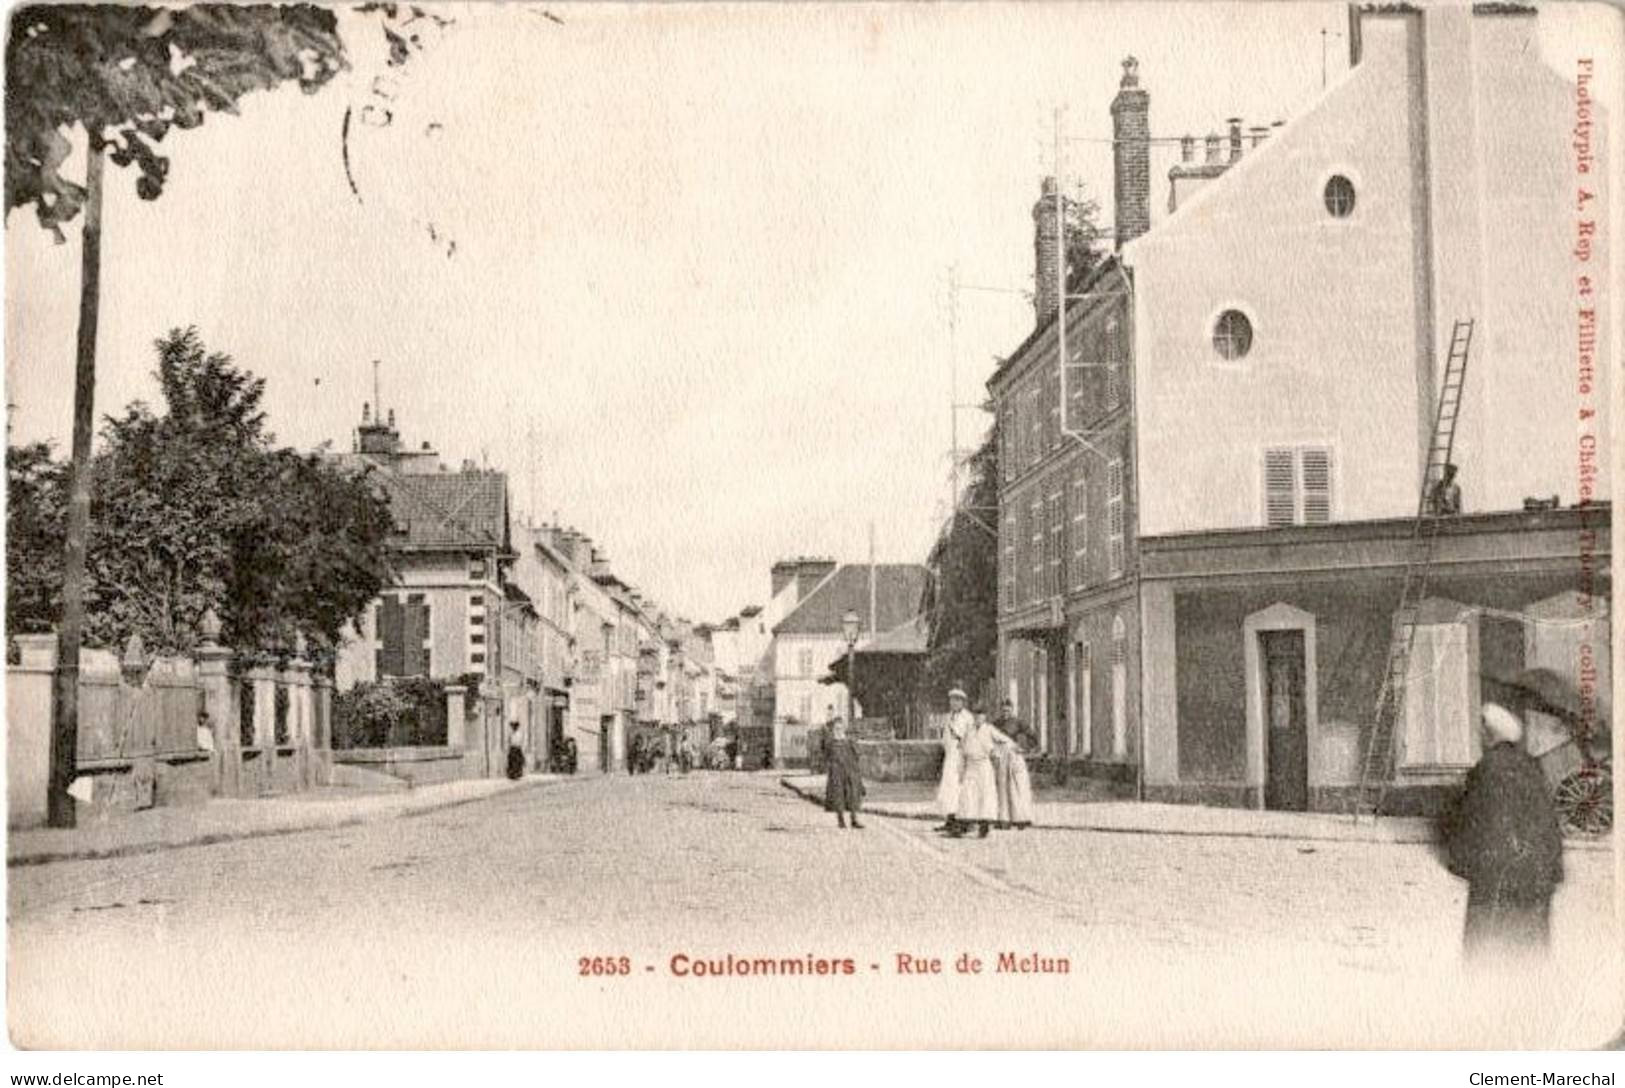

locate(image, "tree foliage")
[[918, 418, 1000, 709], [5, 441, 69, 638], [7, 328, 396, 657], [5, 4, 347, 240]]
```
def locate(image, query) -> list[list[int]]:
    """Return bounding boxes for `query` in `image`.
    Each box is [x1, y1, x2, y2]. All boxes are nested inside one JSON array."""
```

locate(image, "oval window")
[[1324, 175, 1356, 218], [1212, 310, 1253, 361]]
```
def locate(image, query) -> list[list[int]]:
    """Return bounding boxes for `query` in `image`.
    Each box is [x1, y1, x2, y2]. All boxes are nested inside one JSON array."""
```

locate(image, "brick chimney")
[[356, 401, 401, 456], [1032, 176, 1061, 325], [1110, 56, 1150, 248]]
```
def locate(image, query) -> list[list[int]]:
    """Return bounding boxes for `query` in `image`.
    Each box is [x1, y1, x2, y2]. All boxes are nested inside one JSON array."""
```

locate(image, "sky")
[[8, 1, 1599, 623]]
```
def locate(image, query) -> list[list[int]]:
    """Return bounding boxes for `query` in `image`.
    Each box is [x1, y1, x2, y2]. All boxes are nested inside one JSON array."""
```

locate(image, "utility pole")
[[49, 139, 105, 829], [948, 263, 960, 524]]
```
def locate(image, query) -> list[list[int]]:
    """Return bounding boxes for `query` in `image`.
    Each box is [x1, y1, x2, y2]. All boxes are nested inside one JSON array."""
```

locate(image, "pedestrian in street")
[[661, 731, 675, 775], [1442, 701, 1565, 963], [823, 717, 865, 830], [993, 699, 1037, 830], [950, 709, 1015, 839], [629, 733, 646, 775], [506, 721, 525, 781], [935, 688, 972, 835]]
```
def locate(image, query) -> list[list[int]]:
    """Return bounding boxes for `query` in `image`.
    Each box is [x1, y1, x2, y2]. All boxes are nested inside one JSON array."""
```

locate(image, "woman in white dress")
[[993, 700, 1036, 830], [935, 688, 972, 834], [952, 710, 1014, 839]]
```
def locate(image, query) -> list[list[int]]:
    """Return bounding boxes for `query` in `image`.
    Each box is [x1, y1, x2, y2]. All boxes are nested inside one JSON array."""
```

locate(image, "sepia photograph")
[[3, 0, 1621, 1056]]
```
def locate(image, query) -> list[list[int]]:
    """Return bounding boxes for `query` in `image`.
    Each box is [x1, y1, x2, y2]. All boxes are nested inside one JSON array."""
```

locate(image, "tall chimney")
[[1110, 56, 1151, 248], [1032, 176, 1061, 325], [1227, 118, 1244, 162]]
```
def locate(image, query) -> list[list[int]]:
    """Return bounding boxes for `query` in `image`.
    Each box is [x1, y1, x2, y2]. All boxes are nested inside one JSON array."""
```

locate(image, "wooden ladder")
[[1353, 318, 1475, 818]]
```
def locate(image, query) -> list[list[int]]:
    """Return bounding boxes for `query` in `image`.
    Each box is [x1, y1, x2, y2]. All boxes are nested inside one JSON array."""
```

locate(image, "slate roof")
[[856, 614, 930, 656], [375, 469, 509, 551], [772, 563, 929, 638]]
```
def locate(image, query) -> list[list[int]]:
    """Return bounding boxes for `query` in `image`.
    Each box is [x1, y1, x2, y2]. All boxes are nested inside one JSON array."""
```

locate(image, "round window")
[[1324, 174, 1356, 218], [1212, 310, 1253, 361]]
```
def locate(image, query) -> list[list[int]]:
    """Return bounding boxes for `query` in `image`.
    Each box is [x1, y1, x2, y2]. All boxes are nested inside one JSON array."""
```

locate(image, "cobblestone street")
[[8, 772, 1616, 1049]]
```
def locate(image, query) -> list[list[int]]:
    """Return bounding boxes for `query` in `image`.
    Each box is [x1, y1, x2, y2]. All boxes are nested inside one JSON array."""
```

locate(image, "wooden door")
[[1262, 630, 1308, 811]]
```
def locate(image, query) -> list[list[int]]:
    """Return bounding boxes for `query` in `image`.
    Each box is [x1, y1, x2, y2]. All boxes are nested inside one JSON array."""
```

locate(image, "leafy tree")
[[919, 417, 1000, 708], [5, 442, 68, 638], [81, 328, 396, 656], [5, 3, 451, 826]]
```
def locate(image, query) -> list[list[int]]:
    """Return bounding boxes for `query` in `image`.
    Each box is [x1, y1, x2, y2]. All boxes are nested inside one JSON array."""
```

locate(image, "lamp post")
[[841, 609, 861, 726]]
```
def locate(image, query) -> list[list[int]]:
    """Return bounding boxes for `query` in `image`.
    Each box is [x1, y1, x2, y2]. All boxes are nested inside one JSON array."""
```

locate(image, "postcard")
[[4, 0, 1621, 1051]]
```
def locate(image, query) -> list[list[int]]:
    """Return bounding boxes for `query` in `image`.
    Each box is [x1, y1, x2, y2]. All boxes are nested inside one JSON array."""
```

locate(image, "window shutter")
[[1048, 489, 1064, 596], [1029, 496, 1044, 604], [1106, 459, 1125, 578], [377, 596, 405, 678], [1301, 448, 1332, 524], [1070, 471, 1088, 589], [1264, 448, 1296, 527], [1105, 317, 1122, 410]]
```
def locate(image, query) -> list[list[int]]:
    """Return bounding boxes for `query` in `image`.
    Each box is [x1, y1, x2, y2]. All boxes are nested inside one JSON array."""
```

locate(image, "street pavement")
[[8, 771, 1618, 1049]]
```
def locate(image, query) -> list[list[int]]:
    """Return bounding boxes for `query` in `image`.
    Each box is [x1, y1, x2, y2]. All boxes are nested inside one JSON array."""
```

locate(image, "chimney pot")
[[387, 408, 396, 428], [362, 402, 371, 423], [1180, 135, 1195, 163], [1227, 117, 1244, 162], [1249, 125, 1269, 148], [1204, 133, 1222, 164]]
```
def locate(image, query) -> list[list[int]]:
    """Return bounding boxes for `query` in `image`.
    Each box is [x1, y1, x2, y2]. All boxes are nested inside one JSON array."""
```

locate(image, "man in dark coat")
[[823, 717, 865, 829], [1444, 702, 1564, 961]]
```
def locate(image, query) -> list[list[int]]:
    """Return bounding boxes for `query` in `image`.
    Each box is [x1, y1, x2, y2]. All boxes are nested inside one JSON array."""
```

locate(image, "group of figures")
[[629, 731, 707, 775], [505, 721, 577, 779], [935, 689, 1039, 839]]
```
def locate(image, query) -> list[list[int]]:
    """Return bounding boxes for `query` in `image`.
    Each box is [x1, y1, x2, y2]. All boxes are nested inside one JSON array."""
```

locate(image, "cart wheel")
[[1555, 765, 1613, 836]]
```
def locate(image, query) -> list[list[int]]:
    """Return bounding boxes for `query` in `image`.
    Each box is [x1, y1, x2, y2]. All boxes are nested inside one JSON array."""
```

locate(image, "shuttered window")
[[1070, 471, 1088, 590], [1105, 316, 1123, 410], [1399, 620, 1479, 769], [1065, 341, 1086, 431], [1029, 496, 1044, 604], [1047, 489, 1065, 597], [1302, 448, 1332, 523], [1106, 458, 1125, 579], [1001, 513, 1017, 613], [1046, 368, 1062, 452], [1264, 449, 1297, 527], [1264, 446, 1334, 526], [1028, 386, 1042, 467]]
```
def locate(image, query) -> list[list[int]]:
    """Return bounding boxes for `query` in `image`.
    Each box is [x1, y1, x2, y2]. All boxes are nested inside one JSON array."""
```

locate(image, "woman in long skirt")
[[936, 688, 972, 833], [953, 711, 1014, 838], [823, 718, 865, 829], [505, 721, 525, 781], [994, 700, 1037, 829]]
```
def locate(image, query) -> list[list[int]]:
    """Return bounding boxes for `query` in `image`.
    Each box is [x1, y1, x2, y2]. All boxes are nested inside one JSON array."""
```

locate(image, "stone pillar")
[[249, 663, 277, 795], [445, 685, 467, 749], [195, 609, 239, 797], [8, 634, 59, 827], [311, 674, 334, 785], [288, 633, 314, 790]]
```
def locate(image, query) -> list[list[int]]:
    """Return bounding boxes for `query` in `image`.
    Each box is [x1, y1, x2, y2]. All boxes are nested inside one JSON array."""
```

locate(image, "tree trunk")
[[48, 140, 105, 829]]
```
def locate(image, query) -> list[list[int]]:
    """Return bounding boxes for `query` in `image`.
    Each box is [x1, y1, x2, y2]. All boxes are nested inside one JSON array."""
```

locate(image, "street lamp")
[[841, 609, 861, 726]]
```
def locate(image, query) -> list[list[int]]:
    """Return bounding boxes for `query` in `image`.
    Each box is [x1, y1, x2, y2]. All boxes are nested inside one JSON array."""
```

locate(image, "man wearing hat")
[[936, 688, 973, 835], [1443, 699, 1566, 961]]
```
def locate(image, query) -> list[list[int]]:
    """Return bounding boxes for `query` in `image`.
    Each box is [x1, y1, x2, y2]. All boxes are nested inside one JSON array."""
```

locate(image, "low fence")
[[7, 613, 333, 828]]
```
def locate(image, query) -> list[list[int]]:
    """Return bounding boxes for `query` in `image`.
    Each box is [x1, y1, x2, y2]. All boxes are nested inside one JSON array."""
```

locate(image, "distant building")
[[333, 406, 517, 696], [771, 562, 929, 766]]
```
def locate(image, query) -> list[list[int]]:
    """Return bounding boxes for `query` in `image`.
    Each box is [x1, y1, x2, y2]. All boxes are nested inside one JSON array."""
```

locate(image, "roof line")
[[771, 565, 843, 635]]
